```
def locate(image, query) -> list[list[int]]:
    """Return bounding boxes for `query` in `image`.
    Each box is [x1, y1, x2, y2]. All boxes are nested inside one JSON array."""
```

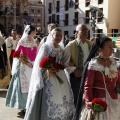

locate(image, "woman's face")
[[99, 41, 113, 58], [52, 30, 62, 45], [31, 29, 36, 37]]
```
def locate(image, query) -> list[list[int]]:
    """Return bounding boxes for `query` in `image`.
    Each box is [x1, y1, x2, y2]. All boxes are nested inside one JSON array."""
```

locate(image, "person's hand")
[[20, 58, 26, 64], [74, 68, 82, 78], [48, 68, 56, 76]]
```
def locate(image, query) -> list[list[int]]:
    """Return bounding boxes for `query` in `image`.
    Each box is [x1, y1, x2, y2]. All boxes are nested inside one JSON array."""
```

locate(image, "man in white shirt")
[[6, 29, 19, 70], [63, 24, 91, 106]]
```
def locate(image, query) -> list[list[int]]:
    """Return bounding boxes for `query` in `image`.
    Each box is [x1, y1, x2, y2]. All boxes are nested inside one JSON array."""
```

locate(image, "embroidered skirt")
[[24, 70, 75, 120]]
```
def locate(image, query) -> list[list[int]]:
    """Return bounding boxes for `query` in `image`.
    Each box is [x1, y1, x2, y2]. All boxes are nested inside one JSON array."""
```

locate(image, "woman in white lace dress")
[[73, 36, 120, 120], [24, 28, 75, 120]]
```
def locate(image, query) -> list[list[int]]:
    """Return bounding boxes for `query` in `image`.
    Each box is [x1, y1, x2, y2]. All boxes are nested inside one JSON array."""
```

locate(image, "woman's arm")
[[84, 70, 95, 108]]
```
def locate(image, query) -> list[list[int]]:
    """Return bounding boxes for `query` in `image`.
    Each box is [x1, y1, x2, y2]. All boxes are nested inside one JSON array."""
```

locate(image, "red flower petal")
[[13, 50, 20, 58], [92, 98, 107, 109]]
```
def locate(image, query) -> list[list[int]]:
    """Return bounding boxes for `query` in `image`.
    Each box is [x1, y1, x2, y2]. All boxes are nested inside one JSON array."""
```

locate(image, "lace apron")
[[79, 71, 120, 120]]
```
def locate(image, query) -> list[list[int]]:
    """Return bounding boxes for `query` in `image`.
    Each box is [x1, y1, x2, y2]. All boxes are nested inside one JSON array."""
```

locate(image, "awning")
[[109, 37, 120, 48]]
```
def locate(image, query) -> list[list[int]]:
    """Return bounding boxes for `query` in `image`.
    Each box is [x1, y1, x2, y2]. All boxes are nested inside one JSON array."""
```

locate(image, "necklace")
[[97, 57, 111, 67], [98, 56, 109, 62]]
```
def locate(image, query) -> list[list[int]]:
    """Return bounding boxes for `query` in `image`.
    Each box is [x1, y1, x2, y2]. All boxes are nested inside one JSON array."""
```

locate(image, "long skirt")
[[6, 62, 27, 109], [24, 70, 75, 120]]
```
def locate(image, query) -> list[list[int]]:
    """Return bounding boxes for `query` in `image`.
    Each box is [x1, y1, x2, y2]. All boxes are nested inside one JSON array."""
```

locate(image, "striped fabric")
[[109, 37, 120, 48]]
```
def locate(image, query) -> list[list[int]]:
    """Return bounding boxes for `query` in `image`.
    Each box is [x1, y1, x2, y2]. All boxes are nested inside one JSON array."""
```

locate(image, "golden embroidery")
[[109, 69, 115, 80]]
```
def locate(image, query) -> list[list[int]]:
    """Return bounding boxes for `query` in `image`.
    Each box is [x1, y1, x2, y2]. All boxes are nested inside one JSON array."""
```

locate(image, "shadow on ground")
[[17, 111, 25, 119], [0, 91, 7, 98], [0, 89, 24, 119]]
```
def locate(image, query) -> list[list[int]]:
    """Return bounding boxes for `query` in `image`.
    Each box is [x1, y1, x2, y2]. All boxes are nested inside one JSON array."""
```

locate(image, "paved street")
[[0, 89, 24, 120]]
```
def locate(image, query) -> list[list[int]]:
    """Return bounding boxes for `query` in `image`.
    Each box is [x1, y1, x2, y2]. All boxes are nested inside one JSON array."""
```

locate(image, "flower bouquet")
[[89, 98, 107, 120], [40, 56, 64, 84], [13, 50, 28, 63]]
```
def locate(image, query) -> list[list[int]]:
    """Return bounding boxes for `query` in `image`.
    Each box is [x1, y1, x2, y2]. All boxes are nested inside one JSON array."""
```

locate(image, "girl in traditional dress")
[[0, 31, 10, 87], [6, 25, 37, 111], [24, 28, 75, 120], [73, 36, 120, 120]]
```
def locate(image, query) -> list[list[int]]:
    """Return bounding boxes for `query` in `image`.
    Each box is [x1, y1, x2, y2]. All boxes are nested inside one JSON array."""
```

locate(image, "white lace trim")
[[88, 57, 118, 79]]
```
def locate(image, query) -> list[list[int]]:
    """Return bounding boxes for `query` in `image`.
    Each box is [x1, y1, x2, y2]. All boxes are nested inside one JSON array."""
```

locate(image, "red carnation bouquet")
[[89, 98, 107, 120], [40, 56, 64, 84], [13, 50, 28, 63]]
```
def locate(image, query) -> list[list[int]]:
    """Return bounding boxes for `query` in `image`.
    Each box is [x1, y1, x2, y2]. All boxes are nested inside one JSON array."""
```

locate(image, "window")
[[97, 8, 103, 22], [98, 0, 103, 4], [64, 31, 69, 37], [85, 10, 90, 24], [97, 29, 103, 37], [16, 5, 20, 16], [48, 3, 52, 14], [74, 0, 79, 9], [49, 16, 52, 23], [65, 0, 69, 11], [51, 14, 55, 23], [64, 14, 69, 26], [31, 9, 34, 13], [56, 1, 60, 12], [85, 0, 90, 7], [37, 19, 41, 23], [37, 9, 41, 13], [56, 15, 59, 26], [73, 12, 78, 25], [32, 18, 34, 22], [69, 0, 74, 8], [112, 29, 119, 37]]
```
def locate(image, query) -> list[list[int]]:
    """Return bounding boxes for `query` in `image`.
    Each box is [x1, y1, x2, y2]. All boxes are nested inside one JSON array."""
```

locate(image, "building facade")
[[0, 0, 28, 36], [44, 0, 120, 38], [0, 0, 44, 36], [28, 1, 44, 34]]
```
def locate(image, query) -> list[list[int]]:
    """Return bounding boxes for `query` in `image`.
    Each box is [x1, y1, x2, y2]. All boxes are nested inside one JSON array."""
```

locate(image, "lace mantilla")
[[88, 57, 118, 79]]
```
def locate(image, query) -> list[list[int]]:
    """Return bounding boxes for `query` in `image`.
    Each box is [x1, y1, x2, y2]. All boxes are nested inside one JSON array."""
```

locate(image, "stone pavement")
[[0, 89, 24, 120]]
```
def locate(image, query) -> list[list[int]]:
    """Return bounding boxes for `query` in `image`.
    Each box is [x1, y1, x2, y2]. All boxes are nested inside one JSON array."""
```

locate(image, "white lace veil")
[[17, 25, 30, 47], [45, 28, 64, 49], [26, 28, 64, 109]]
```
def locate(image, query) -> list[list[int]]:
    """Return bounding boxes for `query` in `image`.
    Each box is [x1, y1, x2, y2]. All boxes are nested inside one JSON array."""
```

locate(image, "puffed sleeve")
[[84, 69, 95, 108], [63, 45, 76, 74]]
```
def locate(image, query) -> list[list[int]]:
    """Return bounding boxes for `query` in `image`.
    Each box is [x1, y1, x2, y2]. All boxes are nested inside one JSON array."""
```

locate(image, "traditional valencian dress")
[[24, 43, 75, 120], [6, 39, 37, 109], [79, 57, 120, 120]]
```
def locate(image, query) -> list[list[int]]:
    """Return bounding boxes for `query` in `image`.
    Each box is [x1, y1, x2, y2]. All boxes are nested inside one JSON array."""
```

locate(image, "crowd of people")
[[0, 23, 120, 120]]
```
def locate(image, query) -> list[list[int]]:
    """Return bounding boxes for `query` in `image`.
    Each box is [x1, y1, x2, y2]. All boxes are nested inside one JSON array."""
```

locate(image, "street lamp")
[[89, 6, 97, 37], [89, 5, 104, 37]]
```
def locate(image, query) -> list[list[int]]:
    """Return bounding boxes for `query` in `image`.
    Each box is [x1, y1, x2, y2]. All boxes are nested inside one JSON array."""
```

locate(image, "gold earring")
[[100, 52, 103, 58]]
